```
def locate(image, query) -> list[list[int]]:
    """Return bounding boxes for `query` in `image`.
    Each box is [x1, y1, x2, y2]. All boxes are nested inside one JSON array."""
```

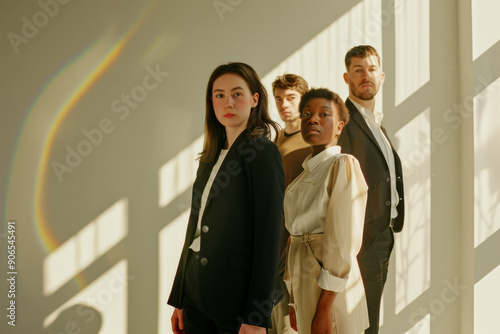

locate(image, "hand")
[[289, 306, 298, 331], [311, 307, 334, 334], [171, 308, 184, 334], [238, 323, 266, 334]]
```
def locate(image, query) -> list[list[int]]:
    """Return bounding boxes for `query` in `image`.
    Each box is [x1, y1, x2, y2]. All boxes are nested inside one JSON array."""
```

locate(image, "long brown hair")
[[199, 62, 280, 162]]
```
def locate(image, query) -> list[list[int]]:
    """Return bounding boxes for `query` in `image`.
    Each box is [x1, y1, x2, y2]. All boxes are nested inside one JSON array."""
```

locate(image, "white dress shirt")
[[349, 98, 399, 219], [285, 146, 368, 292], [189, 149, 228, 252]]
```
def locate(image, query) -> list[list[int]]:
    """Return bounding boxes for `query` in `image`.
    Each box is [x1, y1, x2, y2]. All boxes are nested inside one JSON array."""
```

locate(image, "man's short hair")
[[299, 88, 349, 124], [345, 45, 381, 71], [272, 74, 309, 96]]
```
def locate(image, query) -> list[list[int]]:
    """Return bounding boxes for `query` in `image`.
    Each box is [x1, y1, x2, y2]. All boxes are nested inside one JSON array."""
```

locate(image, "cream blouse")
[[284, 145, 368, 292]]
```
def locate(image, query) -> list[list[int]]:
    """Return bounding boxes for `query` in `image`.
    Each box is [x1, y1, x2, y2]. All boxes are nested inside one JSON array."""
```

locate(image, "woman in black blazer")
[[168, 62, 285, 334]]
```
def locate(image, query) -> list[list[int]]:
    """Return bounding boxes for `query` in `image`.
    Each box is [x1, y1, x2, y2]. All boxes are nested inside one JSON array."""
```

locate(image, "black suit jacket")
[[167, 130, 284, 328], [338, 99, 405, 249]]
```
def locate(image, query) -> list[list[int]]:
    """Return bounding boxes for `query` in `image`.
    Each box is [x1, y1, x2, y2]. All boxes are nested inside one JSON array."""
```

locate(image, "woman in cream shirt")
[[284, 88, 369, 334]]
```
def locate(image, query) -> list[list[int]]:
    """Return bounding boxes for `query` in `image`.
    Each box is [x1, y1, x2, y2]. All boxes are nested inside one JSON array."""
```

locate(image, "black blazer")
[[167, 130, 284, 328], [338, 99, 405, 248]]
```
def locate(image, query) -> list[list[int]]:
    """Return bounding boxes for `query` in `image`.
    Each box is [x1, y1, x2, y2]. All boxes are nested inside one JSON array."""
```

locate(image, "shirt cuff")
[[317, 268, 348, 292]]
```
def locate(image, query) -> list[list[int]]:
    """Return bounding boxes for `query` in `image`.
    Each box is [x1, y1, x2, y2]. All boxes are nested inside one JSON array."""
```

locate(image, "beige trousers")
[[286, 234, 337, 334], [269, 292, 295, 334]]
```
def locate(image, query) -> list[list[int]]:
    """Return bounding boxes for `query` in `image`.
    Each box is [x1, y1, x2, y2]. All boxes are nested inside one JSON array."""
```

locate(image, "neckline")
[[284, 130, 301, 137]]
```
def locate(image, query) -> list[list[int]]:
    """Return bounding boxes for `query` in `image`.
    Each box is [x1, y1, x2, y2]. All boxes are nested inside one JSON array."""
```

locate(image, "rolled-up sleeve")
[[318, 267, 348, 291], [319, 155, 368, 292]]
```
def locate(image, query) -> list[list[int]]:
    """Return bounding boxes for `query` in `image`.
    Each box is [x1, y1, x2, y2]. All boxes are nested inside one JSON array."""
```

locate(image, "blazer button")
[[194, 254, 199, 260], [385, 200, 391, 206], [386, 177, 390, 182], [200, 257, 208, 266], [202, 225, 210, 233]]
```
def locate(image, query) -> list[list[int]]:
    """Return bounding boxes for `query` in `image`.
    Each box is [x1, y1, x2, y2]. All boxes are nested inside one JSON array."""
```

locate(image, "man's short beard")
[[350, 85, 378, 101], [357, 92, 376, 100]]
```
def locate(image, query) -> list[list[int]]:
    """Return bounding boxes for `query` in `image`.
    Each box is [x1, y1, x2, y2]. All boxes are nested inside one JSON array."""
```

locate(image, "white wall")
[[0, 0, 498, 333]]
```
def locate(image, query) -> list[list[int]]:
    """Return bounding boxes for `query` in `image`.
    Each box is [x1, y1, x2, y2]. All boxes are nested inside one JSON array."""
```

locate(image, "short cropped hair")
[[345, 45, 381, 71], [272, 74, 309, 96], [299, 88, 349, 124]]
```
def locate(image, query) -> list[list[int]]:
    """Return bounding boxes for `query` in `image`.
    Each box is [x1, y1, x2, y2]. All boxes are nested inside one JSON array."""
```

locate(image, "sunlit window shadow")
[[472, 0, 500, 60], [43, 198, 128, 296], [394, 109, 431, 314], [44, 304, 102, 334], [473, 77, 500, 248], [404, 313, 430, 334], [473, 75, 500, 332], [394, 0, 430, 106], [44, 260, 129, 333], [158, 137, 203, 208], [158, 210, 189, 334]]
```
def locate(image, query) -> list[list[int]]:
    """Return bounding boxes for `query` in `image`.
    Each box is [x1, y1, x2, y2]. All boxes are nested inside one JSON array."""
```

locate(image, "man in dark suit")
[[338, 45, 405, 334]]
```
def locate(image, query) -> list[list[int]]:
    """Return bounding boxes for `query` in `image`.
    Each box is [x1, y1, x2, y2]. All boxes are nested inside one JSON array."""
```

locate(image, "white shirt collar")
[[348, 97, 384, 125], [303, 146, 341, 171]]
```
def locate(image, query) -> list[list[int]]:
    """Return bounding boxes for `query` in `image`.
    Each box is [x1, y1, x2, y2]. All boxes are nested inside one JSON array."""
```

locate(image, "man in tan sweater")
[[270, 74, 310, 334]]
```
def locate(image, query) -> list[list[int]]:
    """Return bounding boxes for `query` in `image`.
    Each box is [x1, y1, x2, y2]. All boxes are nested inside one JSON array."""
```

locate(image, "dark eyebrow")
[[304, 104, 332, 109], [352, 64, 377, 69], [213, 86, 245, 93]]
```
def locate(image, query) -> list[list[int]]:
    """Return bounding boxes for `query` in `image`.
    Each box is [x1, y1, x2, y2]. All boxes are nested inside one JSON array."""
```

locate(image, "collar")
[[348, 97, 384, 125], [217, 128, 249, 154], [284, 130, 301, 137], [302, 146, 341, 171]]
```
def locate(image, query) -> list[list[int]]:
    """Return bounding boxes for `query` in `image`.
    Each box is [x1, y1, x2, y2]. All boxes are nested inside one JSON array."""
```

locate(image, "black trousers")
[[182, 250, 241, 334], [357, 227, 394, 334]]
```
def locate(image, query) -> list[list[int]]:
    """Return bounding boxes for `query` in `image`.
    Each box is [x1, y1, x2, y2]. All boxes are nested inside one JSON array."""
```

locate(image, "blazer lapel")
[[381, 126, 395, 149], [197, 129, 248, 225], [346, 99, 386, 156], [188, 159, 216, 237]]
